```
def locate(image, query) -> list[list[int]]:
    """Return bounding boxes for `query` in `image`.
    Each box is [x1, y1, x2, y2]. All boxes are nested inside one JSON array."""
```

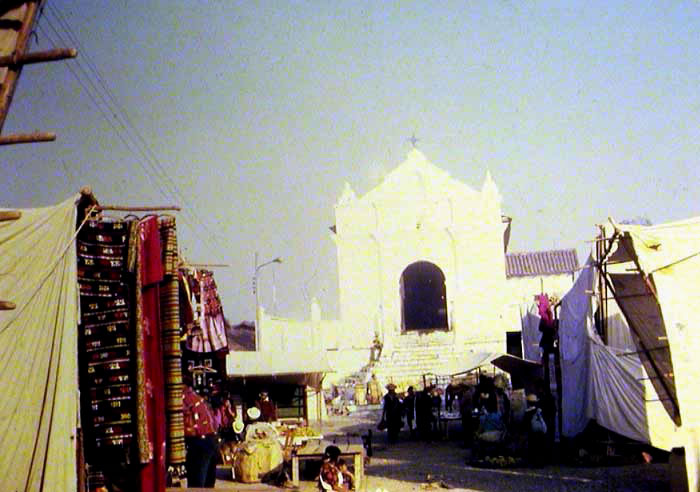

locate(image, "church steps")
[[369, 341, 481, 388]]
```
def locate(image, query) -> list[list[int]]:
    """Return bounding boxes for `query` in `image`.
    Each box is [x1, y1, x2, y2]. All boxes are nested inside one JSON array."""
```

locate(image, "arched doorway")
[[400, 261, 448, 331]]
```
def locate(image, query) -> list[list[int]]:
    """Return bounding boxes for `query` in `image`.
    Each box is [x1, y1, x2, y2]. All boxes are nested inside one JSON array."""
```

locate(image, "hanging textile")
[[184, 269, 227, 353], [131, 216, 167, 492], [0, 196, 80, 492], [77, 218, 139, 490], [181, 267, 228, 354], [78, 214, 187, 491], [159, 216, 186, 470]]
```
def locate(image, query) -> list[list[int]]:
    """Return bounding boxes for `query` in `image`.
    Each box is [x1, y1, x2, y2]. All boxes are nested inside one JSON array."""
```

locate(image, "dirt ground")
[[176, 408, 672, 492]]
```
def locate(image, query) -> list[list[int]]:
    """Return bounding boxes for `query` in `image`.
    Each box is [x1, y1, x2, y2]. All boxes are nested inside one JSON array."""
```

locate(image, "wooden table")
[[438, 415, 462, 439], [290, 440, 365, 490]]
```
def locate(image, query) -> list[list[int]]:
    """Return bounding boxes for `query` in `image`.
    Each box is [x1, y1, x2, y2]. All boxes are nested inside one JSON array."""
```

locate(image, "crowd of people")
[[375, 374, 557, 468]]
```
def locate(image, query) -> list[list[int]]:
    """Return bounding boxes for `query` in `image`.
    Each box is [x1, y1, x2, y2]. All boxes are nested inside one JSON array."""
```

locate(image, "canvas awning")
[[226, 351, 333, 389], [447, 351, 505, 377], [491, 354, 542, 378]]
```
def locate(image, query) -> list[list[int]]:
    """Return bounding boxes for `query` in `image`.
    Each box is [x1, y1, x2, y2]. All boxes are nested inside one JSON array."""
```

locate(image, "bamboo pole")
[[98, 205, 181, 212], [0, 210, 21, 221], [0, 301, 16, 311], [183, 263, 231, 268], [0, 48, 77, 67], [0, 132, 56, 145], [0, 1, 39, 131]]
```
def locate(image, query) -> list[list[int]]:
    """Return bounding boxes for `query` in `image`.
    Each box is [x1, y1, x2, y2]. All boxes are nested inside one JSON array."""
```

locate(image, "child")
[[337, 458, 354, 490]]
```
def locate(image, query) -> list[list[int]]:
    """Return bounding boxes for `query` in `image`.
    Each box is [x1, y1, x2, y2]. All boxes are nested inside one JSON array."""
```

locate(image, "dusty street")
[[192, 408, 671, 492]]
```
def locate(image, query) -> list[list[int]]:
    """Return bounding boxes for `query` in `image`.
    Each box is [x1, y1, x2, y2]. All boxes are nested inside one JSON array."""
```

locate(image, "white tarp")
[[559, 258, 677, 450], [610, 217, 700, 492], [0, 196, 79, 492], [447, 351, 508, 377], [520, 303, 542, 362], [226, 350, 334, 389]]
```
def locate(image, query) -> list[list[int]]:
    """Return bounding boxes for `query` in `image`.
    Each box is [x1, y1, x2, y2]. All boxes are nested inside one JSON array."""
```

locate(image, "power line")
[[35, 8, 231, 258]]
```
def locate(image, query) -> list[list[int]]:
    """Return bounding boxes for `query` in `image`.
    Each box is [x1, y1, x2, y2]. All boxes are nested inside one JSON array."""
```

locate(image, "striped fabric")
[[77, 219, 135, 457], [130, 220, 150, 464], [159, 217, 186, 467]]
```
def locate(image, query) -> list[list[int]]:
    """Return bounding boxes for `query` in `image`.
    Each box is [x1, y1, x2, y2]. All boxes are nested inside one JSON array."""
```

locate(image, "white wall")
[[334, 150, 510, 355]]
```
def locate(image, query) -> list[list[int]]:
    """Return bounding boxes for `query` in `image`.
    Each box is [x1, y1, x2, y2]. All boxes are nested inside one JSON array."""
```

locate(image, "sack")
[[477, 430, 505, 443], [377, 417, 387, 431], [530, 408, 547, 434]]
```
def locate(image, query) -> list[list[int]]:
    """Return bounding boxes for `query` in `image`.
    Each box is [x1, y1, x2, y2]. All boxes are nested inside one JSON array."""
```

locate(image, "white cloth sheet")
[[0, 196, 79, 492]]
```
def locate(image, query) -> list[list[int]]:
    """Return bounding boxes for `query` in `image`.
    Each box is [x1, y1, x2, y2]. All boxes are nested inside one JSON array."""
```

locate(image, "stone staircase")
[[328, 334, 498, 395], [370, 338, 476, 389]]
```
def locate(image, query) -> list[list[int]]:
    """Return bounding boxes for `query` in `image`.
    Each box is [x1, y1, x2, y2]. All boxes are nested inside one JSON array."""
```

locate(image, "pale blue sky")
[[3, 1, 699, 321]]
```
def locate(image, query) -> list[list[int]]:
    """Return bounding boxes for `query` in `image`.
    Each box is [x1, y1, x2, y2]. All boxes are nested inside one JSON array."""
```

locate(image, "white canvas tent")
[[597, 217, 700, 491], [0, 196, 80, 492], [558, 258, 678, 451]]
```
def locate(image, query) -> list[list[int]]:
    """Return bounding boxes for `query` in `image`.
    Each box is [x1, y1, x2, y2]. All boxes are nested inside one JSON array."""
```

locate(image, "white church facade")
[[256, 149, 578, 388]]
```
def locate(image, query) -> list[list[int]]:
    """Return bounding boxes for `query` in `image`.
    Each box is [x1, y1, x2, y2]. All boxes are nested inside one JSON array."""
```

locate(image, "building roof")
[[505, 249, 579, 278]]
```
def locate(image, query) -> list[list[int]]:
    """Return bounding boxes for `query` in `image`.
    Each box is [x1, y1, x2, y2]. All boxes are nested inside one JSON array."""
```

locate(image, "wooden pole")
[[0, 132, 56, 145], [0, 210, 21, 221], [0, 48, 77, 67], [184, 263, 231, 268], [98, 205, 181, 212], [0, 301, 16, 310], [0, 1, 39, 132]]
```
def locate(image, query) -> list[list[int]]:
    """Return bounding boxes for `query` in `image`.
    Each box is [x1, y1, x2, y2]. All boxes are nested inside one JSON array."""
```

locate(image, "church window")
[[400, 261, 449, 331]]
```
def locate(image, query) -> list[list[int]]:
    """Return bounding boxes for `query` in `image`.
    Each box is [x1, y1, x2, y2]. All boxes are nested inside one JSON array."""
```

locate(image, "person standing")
[[445, 378, 459, 413], [524, 393, 548, 467], [403, 386, 416, 438], [255, 390, 278, 422], [183, 385, 220, 488], [415, 386, 434, 442], [459, 385, 475, 447], [430, 387, 443, 436], [381, 383, 403, 443], [366, 373, 382, 405]]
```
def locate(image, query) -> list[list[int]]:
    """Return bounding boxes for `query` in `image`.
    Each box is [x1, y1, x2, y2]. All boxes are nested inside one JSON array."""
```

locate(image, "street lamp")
[[253, 252, 282, 351]]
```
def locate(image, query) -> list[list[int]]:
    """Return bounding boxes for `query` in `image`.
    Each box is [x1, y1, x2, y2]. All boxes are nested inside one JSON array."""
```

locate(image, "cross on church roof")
[[408, 134, 419, 148]]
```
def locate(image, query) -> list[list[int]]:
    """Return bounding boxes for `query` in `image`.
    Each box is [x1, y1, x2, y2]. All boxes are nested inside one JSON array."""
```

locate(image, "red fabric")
[[140, 217, 164, 285], [537, 294, 554, 326], [138, 217, 167, 492]]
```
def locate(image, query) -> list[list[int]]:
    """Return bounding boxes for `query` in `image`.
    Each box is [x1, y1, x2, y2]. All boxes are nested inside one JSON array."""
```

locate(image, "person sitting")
[[473, 399, 507, 460], [476, 400, 506, 443], [318, 445, 348, 491], [337, 458, 355, 490]]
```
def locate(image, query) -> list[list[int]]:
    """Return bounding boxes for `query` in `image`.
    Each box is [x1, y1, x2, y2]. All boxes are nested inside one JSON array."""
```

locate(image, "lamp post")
[[253, 252, 282, 351]]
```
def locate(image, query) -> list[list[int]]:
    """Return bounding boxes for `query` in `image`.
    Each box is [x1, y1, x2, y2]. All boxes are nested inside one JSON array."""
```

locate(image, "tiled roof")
[[505, 249, 579, 278]]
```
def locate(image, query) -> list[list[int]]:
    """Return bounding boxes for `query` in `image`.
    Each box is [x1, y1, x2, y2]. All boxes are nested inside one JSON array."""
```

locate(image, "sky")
[[3, 1, 699, 322]]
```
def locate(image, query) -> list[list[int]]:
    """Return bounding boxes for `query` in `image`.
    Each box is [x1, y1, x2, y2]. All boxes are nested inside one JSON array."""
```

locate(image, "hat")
[[385, 383, 396, 391], [233, 420, 245, 434], [526, 393, 539, 403], [246, 406, 261, 420]]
